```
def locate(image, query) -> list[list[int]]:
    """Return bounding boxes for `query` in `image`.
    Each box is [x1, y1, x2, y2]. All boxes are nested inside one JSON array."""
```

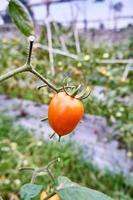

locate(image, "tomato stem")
[[47, 158, 60, 168], [0, 65, 28, 83], [0, 36, 59, 93], [19, 167, 35, 171], [27, 36, 35, 65], [47, 168, 56, 187], [30, 170, 37, 184], [58, 136, 61, 142], [29, 68, 59, 92]]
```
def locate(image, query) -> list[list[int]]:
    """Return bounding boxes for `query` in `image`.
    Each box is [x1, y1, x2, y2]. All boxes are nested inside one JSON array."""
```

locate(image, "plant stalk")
[[29, 68, 58, 92], [19, 167, 35, 171], [27, 36, 35, 65], [0, 65, 28, 83]]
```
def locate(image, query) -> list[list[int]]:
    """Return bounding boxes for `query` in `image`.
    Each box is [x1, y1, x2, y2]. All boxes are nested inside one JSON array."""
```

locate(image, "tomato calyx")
[[49, 133, 61, 142], [62, 78, 93, 100]]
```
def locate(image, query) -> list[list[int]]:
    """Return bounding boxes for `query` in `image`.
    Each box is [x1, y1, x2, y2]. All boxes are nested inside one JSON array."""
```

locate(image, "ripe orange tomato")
[[40, 191, 61, 200], [49, 92, 55, 99], [49, 194, 61, 200], [40, 191, 48, 200], [48, 92, 84, 136]]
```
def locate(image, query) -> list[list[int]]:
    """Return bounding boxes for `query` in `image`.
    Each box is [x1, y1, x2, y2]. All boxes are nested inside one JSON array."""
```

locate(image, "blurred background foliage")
[[0, 28, 132, 154], [0, 115, 133, 200]]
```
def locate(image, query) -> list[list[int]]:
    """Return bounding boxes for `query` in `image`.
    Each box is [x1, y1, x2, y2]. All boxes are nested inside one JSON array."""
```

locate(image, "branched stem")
[[30, 170, 37, 184], [0, 65, 59, 92], [29, 68, 59, 92], [47, 158, 60, 169], [19, 167, 35, 171], [0, 35, 59, 92], [0, 65, 28, 83], [47, 168, 56, 186]]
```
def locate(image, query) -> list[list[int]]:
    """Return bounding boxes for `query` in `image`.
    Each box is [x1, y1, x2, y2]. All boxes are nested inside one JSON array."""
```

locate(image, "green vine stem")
[[27, 36, 35, 65], [19, 167, 35, 171], [0, 65, 28, 83], [19, 158, 60, 186], [47, 168, 56, 187], [29, 68, 58, 92], [30, 170, 38, 184]]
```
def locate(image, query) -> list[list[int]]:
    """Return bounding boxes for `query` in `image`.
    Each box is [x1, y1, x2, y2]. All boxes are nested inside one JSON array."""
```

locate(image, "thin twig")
[[0, 35, 59, 93], [47, 158, 60, 169], [30, 170, 37, 184], [27, 36, 35, 65], [47, 168, 56, 186], [29, 68, 59, 92], [19, 167, 35, 172], [0, 65, 28, 83]]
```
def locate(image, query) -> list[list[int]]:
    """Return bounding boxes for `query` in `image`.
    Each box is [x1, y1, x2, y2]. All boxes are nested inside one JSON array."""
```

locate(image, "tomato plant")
[[19, 159, 113, 200]]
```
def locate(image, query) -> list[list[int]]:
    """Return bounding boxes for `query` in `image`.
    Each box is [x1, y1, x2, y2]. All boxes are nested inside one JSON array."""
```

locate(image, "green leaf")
[[8, 0, 34, 36], [58, 186, 113, 200], [57, 176, 78, 188], [57, 176, 113, 200], [20, 183, 42, 200]]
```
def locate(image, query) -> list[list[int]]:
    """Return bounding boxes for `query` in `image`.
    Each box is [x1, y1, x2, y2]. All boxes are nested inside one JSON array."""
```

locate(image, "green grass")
[[0, 115, 132, 200]]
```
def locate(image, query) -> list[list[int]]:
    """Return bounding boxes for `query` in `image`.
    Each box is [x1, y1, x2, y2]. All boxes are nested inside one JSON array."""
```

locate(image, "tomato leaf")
[[20, 183, 42, 200], [57, 176, 113, 200], [58, 186, 113, 200], [57, 176, 78, 188], [7, 0, 34, 36]]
